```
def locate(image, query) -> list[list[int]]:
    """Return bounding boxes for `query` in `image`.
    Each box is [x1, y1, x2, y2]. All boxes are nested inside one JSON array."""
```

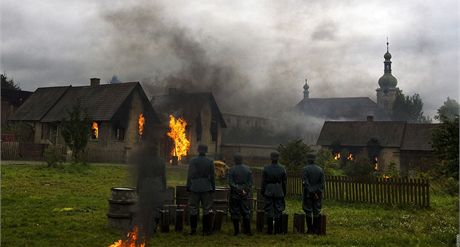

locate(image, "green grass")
[[1, 163, 458, 247]]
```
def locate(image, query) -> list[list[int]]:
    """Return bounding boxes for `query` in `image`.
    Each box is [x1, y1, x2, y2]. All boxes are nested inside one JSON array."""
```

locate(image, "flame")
[[333, 153, 341, 160], [383, 175, 390, 179], [91, 122, 99, 139], [347, 153, 354, 161], [138, 113, 145, 136], [167, 115, 190, 161], [374, 156, 379, 171], [108, 226, 145, 247]]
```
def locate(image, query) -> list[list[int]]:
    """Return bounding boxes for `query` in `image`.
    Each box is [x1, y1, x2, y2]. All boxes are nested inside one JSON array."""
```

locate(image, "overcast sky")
[[1, 0, 459, 116]]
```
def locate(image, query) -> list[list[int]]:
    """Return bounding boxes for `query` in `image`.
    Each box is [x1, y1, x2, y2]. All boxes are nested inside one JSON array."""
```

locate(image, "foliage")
[[2, 122, 34, 142], [343, 153, 374, 177], [60, 100, 91, 163], [43, 145, 64, 168], [1, 73, 20, 90], [315, 148, 340, 175], [1, 164, 458, 246], [432, 98, 459, 180], [392, 90, 430, 122], [435, 97, 459, 122], [385, 162, 400, 178], [108, 75, 121, 84], [277, 139, 312, 172]]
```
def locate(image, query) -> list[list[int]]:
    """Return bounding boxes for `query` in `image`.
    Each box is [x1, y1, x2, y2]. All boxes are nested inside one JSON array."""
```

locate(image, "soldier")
[[261, 152, 287, 234], [302, 154, 325, 234], [228, 153, 253, 236], [186, 144, 215, 235]]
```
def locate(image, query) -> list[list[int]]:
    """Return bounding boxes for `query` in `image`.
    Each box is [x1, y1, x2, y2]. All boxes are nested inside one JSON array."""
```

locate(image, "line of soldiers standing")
[[186, 144, 325, 236]]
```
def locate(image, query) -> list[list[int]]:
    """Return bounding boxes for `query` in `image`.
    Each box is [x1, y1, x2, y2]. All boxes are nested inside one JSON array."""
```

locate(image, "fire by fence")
[[252, 170, 430, 208]]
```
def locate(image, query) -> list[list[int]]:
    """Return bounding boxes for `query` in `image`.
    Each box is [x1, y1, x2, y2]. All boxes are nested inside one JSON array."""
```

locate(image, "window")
[[115, 128, 124, 141], [210, 120, 218, 142], [91, 122, 99, 140], [195, 114, 202, 142]]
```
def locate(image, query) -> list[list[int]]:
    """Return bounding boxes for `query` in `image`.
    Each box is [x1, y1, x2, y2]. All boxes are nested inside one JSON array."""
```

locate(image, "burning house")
[[8, 78, 163, 162], [316, 117, 438, 176], [151, 89, 226, 160]]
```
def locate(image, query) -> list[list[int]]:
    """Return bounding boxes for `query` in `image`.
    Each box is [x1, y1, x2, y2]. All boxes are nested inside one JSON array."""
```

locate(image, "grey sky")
[[1, 0, 459, 117]]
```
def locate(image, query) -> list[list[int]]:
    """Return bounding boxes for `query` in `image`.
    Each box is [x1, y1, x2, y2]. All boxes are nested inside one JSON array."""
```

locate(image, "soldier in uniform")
[[228, 153, 253, 236], [186, 144, 215, 235], [261, 152, 287, 234], [302, 154, 325, 234]]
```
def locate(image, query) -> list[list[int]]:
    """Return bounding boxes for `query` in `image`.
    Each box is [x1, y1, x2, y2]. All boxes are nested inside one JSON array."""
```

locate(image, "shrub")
[[315, 148, 340, 175], [343, 152, 374, 177], [278, 139, 312, 172], [43, 145, 64, 168]]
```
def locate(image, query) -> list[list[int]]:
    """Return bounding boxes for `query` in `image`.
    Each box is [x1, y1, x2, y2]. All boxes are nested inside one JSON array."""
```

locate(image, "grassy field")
[[1, 163, 458, 247]]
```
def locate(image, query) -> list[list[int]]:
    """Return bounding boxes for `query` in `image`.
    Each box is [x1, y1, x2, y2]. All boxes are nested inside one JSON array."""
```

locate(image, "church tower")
[[376, 40, 399, 115], [303, 78, 310, 99]]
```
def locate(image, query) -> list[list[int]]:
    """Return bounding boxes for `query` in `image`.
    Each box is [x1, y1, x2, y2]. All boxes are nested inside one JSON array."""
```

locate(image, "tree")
[[432, 98, 459, 180], [277, 139, 312, 172], [109, 75, 121, 84], [61, 100, 91, 163], [343, 152, 374, 177], [1, 73, 20, 90], [392, 90, 430, 122], [315, 148, 340, 175]]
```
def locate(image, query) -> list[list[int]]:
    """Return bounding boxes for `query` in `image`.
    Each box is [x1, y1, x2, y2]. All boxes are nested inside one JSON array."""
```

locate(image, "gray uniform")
[[187, 155, 215, 216], [261, 163, 287, 219], [228, 163, 253, 220], [302, 164, 325, 217]]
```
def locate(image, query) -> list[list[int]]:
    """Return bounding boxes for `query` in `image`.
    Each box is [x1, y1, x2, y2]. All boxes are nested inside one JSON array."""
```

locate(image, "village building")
[[296, 42, 398, 121], [316, 117, 438, 176], [1, 89, 32, 129], [151, 88, 227, 160], [8, 78, 162, 162]]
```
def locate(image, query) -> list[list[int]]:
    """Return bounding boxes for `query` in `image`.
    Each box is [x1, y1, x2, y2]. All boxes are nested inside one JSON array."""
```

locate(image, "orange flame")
[[167, 115, 190, 161], [138, 113, 145, 136], [91, 122, 99, 139], [347, 153, 354, 161], [333, 153, 341, 160], [374, 156, 379, 171], [108, 226, 145, 247]]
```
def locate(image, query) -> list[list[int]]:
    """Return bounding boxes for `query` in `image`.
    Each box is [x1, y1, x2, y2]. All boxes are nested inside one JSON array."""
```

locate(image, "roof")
[[317, 120, 438, 151], [9, 82, 160, 123], [1, 89, 33, 107], [151, 92, 226, 127], [8, 86, 69, 121], [296, 97, 389, 120], [401, 123, 438, 151]]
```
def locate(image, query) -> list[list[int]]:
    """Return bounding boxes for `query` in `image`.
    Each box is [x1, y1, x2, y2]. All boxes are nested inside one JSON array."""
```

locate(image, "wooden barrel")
[[107, 187, 137, 230]]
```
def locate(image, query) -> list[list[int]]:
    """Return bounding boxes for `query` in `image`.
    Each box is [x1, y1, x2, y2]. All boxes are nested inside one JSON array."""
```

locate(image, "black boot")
[[232, 219, 240, 236], [274, 218, 282, 235], [266, 217, 273, 235], [306, 215, 314, 234], [243, 218, 252, 236], [313, 215, 321, 235], [202, 214, 212, 236], [190, 215, 198, 235]]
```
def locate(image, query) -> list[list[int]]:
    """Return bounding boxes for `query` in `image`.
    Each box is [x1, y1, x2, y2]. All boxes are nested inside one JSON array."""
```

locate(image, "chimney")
[[90, 78, 100, 86], [367, 115, 374, 122]]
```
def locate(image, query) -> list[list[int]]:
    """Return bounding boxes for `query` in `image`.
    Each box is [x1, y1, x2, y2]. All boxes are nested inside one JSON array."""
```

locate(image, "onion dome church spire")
[[303, 78, 309, 99], [378, 39, 398, 91]]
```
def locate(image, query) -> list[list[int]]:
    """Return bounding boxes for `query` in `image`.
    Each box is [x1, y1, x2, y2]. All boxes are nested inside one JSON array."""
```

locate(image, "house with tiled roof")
[[9, 78, 163, 162], [316, 117, 438, 176]]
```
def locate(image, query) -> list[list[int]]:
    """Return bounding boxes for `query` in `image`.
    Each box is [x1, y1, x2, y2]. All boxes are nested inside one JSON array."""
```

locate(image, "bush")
[[315, 148, 340, 175], [343, 153, 374, 177], [43, 145, 64, 168], [278, 139, 311, 172]]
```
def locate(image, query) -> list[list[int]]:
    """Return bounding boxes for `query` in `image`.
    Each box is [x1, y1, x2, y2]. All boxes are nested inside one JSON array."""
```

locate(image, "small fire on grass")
[[108, 226, 145, 247]]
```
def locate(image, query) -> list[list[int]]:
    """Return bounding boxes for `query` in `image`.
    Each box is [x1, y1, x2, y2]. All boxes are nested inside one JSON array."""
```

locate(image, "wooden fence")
[[252, 170, 430, 208]]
